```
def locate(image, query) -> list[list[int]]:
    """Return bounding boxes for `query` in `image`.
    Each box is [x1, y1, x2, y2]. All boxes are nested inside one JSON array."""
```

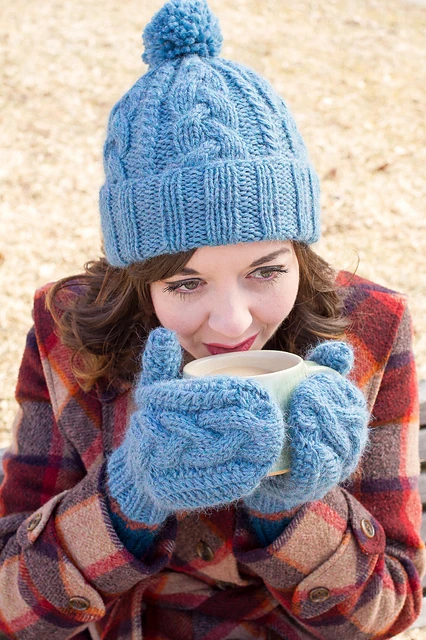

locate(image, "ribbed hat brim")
[[100, 156, 320, 267]]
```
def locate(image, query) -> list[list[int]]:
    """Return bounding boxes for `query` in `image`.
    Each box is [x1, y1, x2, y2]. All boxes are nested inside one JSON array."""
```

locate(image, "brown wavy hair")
[[46, 243, 350, 392]]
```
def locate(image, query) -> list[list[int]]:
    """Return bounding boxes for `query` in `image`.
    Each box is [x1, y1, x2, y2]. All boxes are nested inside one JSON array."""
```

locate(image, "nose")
[[207, 288, 253, 339]]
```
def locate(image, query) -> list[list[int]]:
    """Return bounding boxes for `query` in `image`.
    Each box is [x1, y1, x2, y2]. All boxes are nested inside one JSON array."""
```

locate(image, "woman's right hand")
[[244, 341, 370, 514], [106, 328, 285, 525]]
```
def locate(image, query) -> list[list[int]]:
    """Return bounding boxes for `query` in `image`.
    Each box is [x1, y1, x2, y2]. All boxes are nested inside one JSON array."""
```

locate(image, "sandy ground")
[[0, 1, 425, 634]]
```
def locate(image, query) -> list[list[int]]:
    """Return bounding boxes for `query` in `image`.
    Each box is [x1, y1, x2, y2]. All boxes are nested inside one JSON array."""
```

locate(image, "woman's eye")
[[250, 267, 288, 280], [253, 269, 275, 279], [162, 266, 289, 298], [180, 281, 199, 291], [163, 279, 201, 295]]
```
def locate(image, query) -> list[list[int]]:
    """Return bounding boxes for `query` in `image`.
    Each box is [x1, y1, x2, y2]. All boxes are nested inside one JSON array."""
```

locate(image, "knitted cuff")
[[106, 494, 160, 559], [242, 494, 300, 547], [107, 446, 171, 526], [243, 489, 293, 514], [243, 468, 303, 513], [246, 512, 295, 548]]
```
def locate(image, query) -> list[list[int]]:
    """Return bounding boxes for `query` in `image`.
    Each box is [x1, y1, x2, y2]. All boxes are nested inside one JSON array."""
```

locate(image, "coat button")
[[361, 518, 375, 539], [26, 513, 42, 531], [309, 587, 330, 603], [68, 596, 90, 611], [196, 540, 214, 562]]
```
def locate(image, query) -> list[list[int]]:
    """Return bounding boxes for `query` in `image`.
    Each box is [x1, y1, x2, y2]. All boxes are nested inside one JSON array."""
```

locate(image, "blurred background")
[[1, 0, 425, 450]]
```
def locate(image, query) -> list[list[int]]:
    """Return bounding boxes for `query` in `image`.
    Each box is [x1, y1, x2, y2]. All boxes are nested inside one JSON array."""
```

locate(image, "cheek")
[[260, 294, 294, 325], [160, 311, 200, 337], [150, 288, 204, 337], [258, 276, 299, 325]]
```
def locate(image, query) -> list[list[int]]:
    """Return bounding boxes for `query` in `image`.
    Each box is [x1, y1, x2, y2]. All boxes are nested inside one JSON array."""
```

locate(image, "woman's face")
[[150, 240, 300, 360]]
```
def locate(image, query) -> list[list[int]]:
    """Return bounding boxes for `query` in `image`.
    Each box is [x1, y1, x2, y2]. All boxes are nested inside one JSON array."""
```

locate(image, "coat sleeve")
[[234, 294, 426, 638], [0, 297, 176, 639]]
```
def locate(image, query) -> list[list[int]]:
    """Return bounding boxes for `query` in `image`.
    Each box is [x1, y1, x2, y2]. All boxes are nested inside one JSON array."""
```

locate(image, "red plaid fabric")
[[0, 271, 424, 639]]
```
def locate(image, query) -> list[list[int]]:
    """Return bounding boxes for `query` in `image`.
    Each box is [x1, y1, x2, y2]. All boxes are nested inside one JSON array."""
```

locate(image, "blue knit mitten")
[[244, 341, 369, 514], [107, 328, 286, 525]]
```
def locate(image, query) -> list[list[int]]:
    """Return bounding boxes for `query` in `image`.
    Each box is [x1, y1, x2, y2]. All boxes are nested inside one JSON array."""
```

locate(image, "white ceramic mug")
[[183, 350, 338, 475]]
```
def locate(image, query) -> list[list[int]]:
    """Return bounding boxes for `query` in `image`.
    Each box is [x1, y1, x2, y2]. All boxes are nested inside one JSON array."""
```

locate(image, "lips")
[[204, 334, 258, 356]]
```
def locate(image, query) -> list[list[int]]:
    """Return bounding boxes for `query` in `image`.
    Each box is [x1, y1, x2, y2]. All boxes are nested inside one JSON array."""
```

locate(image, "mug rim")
[[182, 349, 303, 379]]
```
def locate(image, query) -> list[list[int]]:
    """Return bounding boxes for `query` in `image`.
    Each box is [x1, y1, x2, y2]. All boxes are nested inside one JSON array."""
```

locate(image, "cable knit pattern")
[[107, 328, 285, 525], [99, 0, 320, 266], [211, 59, 284, 155], [244, 341, 370, 515], [169, 59, 248, 165]]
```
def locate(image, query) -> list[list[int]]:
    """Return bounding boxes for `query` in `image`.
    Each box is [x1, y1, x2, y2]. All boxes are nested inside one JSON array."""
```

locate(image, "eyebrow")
[[174, 248, 290, 276]]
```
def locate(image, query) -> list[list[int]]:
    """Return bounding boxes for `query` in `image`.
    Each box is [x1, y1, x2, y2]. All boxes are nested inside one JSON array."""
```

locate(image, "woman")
[[0, 1, 424, 638]]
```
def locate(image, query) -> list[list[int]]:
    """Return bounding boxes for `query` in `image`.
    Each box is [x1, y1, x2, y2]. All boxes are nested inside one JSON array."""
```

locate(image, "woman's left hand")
[[243, 341, 370, 513]]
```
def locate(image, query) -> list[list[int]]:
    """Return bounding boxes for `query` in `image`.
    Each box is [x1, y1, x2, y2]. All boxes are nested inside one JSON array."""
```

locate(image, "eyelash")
[[162, 266, 289, 300]]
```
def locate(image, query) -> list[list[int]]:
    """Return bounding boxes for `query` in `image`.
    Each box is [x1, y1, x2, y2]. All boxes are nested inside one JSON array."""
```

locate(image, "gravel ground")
[[0, 1, 425, 634]]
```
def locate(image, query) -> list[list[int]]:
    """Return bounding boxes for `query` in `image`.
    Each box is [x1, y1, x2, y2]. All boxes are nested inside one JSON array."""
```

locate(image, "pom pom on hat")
[[142, 0, 223, 68]]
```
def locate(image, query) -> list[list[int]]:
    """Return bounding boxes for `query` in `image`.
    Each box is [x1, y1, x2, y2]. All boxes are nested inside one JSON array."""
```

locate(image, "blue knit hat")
[[100, 0, 321, 267]]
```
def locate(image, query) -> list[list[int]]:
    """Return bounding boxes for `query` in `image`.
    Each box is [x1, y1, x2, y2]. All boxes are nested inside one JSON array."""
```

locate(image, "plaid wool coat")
[[0, 271, 424, 639]]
